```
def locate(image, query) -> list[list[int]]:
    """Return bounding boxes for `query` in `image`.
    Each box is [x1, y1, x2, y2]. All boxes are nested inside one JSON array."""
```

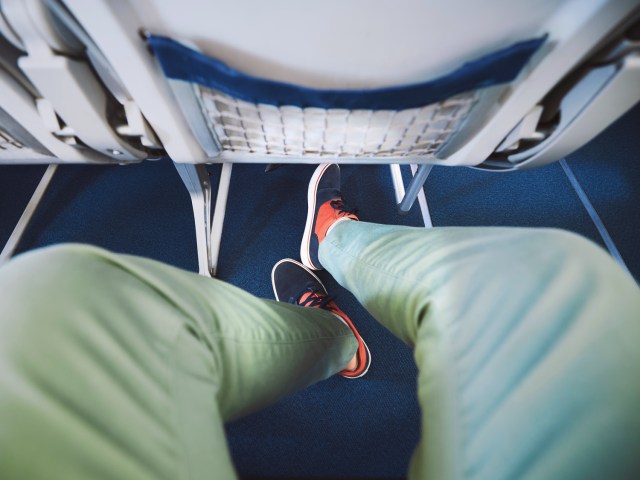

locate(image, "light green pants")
[[1, 223, 639, 479]]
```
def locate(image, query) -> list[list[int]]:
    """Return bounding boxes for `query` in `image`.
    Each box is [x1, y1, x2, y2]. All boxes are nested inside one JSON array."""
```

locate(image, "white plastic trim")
[[0, 67, 114, 164], [63, 0, 208, 164], [439, 0, 640, 166], [4, 0, 146, 161], [516, 54, 640, 168]]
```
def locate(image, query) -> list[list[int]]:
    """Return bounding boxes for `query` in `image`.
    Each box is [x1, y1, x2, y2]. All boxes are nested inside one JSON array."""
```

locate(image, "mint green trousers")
[[1, 223, 639, 479]]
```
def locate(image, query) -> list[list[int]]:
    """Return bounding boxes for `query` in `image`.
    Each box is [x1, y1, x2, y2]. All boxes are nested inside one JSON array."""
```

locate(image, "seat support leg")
[[210, 163, 232, 276], [174, 162, 232, 277], [410, 164, 433, 228], [0, 163, 58, 265], [174, 162, 212, 276], [397, 163, 433, 215], [391, 163, 433, 227]]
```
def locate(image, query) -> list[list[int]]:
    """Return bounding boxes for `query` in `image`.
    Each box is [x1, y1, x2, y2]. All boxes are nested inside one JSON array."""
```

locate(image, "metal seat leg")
[[210, 163, 232, 276], [0, 164, 58, 265], [174, 162, 212, 276], [390, 163, 433, 227], [174, 162, 232, 277]]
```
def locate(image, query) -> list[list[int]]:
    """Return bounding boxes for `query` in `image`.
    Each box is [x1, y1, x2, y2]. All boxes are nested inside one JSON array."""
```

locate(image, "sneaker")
[[272, 258, 371, 379], [301, 164, 358, 270]]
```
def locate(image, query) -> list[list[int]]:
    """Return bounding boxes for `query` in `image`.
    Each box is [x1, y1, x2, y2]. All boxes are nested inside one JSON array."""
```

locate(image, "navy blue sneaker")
[[300, 164, 358, 270], [271, 258, 371, 379]]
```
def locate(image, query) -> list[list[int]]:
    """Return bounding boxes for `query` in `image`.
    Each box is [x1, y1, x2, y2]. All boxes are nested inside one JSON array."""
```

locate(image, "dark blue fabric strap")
[[148, 35, 545, 110]]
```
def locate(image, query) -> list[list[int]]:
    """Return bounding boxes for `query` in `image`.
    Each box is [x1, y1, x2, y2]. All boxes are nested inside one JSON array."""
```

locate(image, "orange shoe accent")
[[329, 304, 369, 378], [298, 291, 370, 378], [314, 198, 359, 244]]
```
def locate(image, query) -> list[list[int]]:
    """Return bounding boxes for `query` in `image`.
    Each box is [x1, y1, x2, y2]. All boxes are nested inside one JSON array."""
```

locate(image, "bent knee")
[[0, 244, 123, 335], [1, 243, 114, 284]]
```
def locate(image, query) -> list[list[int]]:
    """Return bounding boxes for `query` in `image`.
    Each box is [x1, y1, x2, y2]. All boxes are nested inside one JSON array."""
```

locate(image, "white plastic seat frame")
[[0, 0, 171, 270]]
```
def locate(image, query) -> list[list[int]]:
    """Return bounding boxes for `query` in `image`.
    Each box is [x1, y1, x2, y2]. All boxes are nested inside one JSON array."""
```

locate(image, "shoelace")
[[289, 286, 337, 313], [330, 199, 358, 218]]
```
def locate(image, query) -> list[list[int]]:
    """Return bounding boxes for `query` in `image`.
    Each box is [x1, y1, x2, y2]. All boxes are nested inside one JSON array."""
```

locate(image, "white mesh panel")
[[196, 87, 476, 158]]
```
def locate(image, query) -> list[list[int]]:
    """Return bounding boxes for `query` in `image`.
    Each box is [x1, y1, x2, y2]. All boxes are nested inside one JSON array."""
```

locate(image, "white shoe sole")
[[300, 163, 335, 270]]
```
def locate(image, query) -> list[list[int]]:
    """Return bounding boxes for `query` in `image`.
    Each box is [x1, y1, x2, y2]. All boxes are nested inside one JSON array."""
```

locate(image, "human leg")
[[321, 220, 640, 480], [305, 164, 640, 479], [0, 244, 357, 479]]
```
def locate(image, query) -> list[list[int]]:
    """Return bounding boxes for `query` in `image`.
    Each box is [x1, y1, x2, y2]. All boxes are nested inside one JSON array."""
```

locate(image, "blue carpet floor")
[[1, 103, 638, 478]]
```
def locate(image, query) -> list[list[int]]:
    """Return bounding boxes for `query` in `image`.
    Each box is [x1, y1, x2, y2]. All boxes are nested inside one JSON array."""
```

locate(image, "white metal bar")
[[218, 151, 440, 165], [0, 163, 58, 265], [210, 163, 232, 276], [389, 164, 406, 205], [0, 57, 116, 164], [173, 162, 212, 276], [560, 159, 632, 279], [410, 164, 433, 228], [398, 163, 433, 214]]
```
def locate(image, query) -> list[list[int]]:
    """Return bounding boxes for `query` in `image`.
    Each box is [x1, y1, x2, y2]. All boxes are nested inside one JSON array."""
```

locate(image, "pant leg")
[[0, 244, 357, 480], [320, 221, 640, 480]]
